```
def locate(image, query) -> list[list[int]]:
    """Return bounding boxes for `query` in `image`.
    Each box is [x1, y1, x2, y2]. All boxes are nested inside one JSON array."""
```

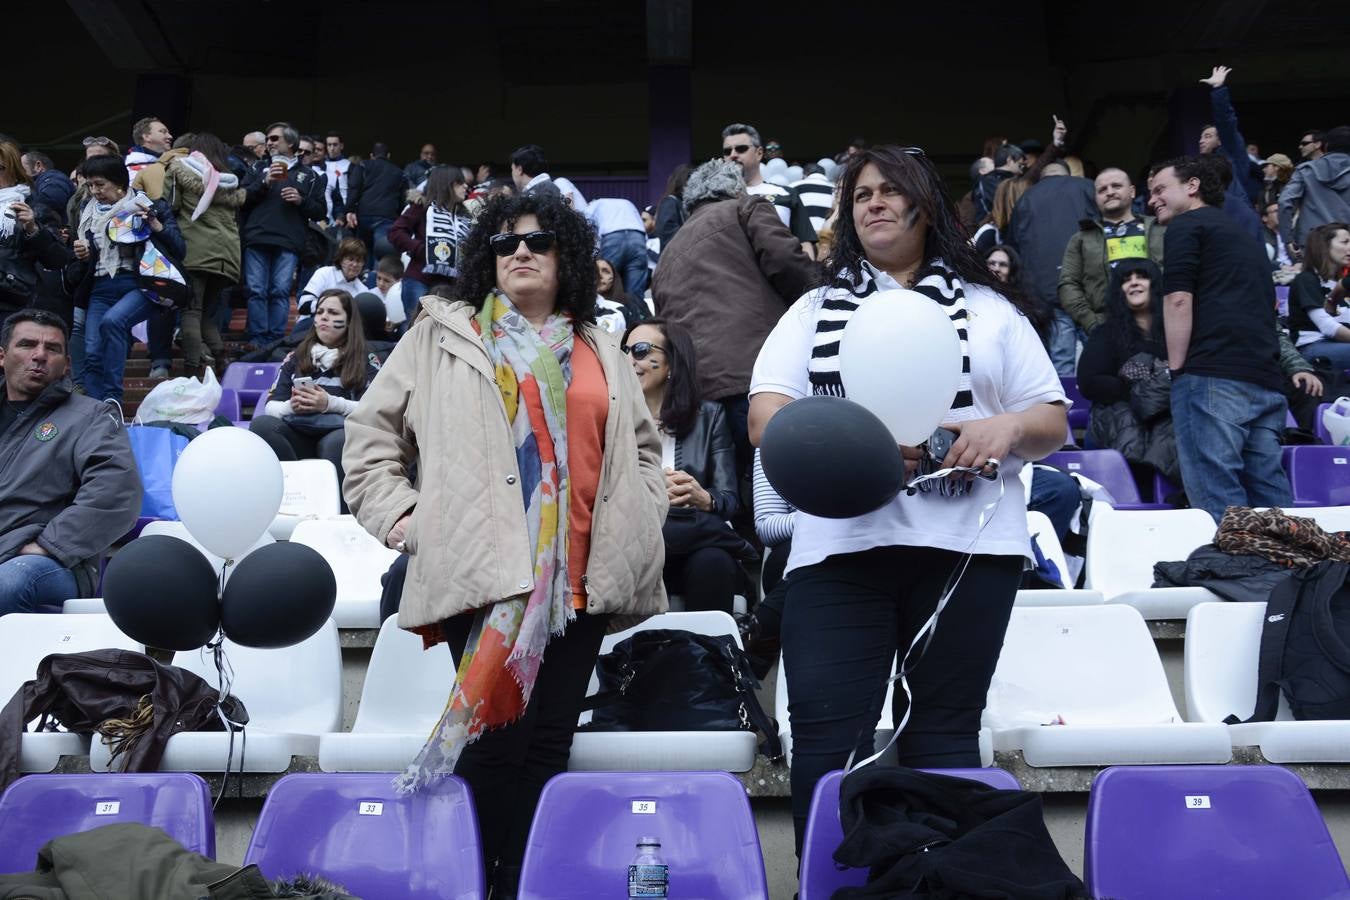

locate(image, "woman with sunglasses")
[[624, 318, 751, 615], [748, 145, 1068, 853], [343, 189, 667, 896]]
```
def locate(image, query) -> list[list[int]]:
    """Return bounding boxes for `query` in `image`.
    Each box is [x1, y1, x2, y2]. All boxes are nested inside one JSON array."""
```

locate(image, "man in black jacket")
[[240, 122, 326, 346], [403, 142, 436, 192], [344, 143, 403, 277], [0, 309, 140, 614]]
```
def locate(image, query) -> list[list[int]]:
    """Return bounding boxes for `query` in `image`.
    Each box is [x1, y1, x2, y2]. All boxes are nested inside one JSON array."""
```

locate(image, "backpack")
[[1229, 561, 1350, 723]]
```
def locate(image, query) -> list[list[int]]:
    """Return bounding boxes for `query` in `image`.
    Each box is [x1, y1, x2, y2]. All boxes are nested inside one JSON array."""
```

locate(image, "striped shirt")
[[790, 174, 835, 235]]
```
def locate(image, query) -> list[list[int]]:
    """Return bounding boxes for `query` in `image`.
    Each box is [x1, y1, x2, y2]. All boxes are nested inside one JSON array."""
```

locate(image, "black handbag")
[[582, 629, 783, 760]]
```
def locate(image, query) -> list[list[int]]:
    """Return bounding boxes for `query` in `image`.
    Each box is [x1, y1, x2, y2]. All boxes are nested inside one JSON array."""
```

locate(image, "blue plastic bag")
[[125, 424, 190, 520]]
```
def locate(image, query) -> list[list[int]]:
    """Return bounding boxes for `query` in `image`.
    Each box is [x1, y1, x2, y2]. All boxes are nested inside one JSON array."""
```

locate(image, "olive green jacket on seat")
[[1058, 215, 1166, 332], [0, 823, 355, 899], [342, 295, 669, 632]]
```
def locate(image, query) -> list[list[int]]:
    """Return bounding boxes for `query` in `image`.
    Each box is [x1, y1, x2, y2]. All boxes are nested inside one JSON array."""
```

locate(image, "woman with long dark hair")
[[748, 145, 1067, 851], [1288, 222, 1350, 368], [623, 317, 750, 614], [343, 189, 666, 896], [653, 163, 692, 249], [388, 164, 472, 323], [250, 288, 376, 504], [1076, 259, 1180, 482]]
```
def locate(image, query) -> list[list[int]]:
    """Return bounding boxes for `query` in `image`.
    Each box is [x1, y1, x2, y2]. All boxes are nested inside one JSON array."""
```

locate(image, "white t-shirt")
[[750, 276, 1068, 573], [297, 266, 365, 319]]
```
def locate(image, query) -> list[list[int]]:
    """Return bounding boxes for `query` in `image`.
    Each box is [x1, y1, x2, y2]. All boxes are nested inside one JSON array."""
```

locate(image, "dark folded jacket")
[[1153, 543, 1291, 605], [834, 766, 1086, 899], [0, 650, 245, 790]]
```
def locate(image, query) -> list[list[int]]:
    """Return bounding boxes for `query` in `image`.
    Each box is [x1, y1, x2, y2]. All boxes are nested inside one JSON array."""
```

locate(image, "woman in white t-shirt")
[[747, 145, 1068, 852], [295, 236, 367, 330]]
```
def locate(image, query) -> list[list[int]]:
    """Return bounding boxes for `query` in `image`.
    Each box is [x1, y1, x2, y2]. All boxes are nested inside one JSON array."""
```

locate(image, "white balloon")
[[172, 427, 284, 559], [839, 290, 963, 446], [785, 165, 804, 183], [764, 157, 788, 172], [140, 520, 274, 584], [767, 173, 791, 187]]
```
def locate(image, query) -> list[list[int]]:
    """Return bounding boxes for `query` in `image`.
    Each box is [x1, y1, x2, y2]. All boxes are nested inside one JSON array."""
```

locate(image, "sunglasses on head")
[[82, 136, 113, 147], [490, 230, 557, 256], [621, 341, 666, 361], [722, 144, 754, 156]]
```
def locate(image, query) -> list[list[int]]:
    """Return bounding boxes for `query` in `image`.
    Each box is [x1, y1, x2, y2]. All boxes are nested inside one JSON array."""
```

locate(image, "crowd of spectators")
[[2, 65, 1349, 894]]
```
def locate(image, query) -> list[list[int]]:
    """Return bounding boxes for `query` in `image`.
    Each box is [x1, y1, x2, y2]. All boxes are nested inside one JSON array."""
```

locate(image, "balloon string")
[[205, 612, 248, 809], [846, 473, 1005, 774]]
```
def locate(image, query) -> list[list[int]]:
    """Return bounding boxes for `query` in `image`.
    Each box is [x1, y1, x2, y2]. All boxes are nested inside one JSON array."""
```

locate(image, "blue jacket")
[[1209, 86, 1264, 209], [32, 170, 75, 224]]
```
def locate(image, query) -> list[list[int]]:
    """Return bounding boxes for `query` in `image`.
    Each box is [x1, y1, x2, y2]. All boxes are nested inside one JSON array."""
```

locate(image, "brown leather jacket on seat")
[[0, 650, 242, 791], [342, 296, 668, 632], [652, 194, 819, 401]]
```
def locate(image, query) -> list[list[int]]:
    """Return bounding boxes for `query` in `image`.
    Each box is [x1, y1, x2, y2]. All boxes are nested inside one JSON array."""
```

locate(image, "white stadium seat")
[[290, 516, 397, 628], [1186, 601, 1350, 762], [141, 519, 273, 580], [90, 619, 342, 773], [984, 605, 1231, 765], [569, 611, 758, 772], [775, 654, 993, 768], [1014, 589, 1105, 607], [1085, 506, 1219, 619], [268, 460, 342, 540], [0, 613, 141, 774], [61, 598, 107, 614], [319, 615, 456, 772]]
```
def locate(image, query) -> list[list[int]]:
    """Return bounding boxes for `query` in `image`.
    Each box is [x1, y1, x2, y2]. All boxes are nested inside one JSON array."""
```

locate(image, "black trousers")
[[663, 547, 737, 614], [780, 545, 1022, 852], [443, 609, 610, 872], [248, 415, 348, 511]]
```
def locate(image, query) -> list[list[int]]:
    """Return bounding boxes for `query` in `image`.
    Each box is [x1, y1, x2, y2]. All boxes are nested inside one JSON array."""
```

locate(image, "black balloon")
[[220, 542, 336, 648], [760, 396, 905, 519], [103, 535, 221, 650]]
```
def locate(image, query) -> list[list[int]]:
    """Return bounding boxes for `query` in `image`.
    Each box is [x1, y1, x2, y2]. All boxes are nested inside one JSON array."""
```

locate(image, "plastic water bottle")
[[628, 836, 669, 898]]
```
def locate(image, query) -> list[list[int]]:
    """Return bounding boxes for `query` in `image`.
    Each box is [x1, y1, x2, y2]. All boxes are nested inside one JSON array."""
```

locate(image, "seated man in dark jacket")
[[0, 309, 141, 614]]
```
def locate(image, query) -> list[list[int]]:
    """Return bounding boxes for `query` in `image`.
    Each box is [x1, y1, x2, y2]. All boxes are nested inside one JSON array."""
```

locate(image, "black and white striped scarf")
[[808, 258, 974, 421]]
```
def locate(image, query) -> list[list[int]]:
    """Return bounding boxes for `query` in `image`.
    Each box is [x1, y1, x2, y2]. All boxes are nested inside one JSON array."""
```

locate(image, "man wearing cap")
[[1258, 152, 1294, 209]]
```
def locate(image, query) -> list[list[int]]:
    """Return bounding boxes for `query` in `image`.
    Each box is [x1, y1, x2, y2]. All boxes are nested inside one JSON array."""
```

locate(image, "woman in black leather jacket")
[[622, 317, 750, 613]]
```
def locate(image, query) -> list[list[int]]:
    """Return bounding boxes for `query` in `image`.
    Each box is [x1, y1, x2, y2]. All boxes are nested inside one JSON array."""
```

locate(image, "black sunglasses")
[[722, 144, 754, 156], [489, 230, 557, 256], [621, 341, 666, 361]]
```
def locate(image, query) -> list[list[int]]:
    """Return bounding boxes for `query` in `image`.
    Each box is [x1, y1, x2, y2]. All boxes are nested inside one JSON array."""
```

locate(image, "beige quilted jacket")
[[342, 295, 668, 631]]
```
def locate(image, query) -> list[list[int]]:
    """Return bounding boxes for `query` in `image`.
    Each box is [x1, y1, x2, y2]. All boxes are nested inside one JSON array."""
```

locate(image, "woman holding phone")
[[249, 288, 378, 507]]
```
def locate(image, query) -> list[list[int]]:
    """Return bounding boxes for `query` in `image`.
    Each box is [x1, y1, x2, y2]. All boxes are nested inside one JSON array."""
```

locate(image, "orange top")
[[567, 337, 609, 608]]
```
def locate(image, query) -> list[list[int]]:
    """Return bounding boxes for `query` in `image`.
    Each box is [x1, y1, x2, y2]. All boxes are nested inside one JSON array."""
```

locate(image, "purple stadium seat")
[[1317, 402, 1335, 445], [244, 773, 484, 900], [1152, 471, 1184, 507], [0, 773, 214, 872], [221, 362, 281, 409], [1060, 376, 1089, 430], [1042, 450, 1167, 510], [213, 388, 241, 422], [1085, 765, 1349, 899], [1286, 445, 1350, 506], [799, 768, 1020, 900], [518, 771, 768, 900]]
